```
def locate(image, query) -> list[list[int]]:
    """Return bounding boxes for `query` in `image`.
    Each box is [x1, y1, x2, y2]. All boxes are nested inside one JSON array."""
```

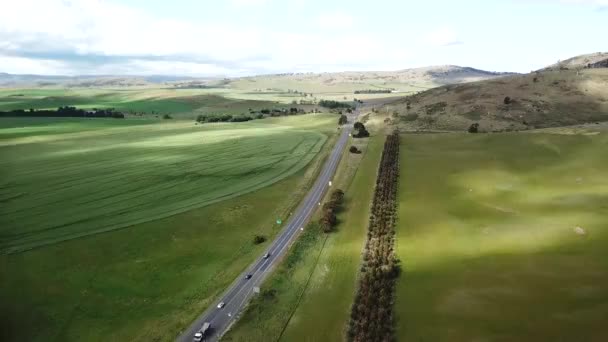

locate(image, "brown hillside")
[[384, 68, 608, 132]]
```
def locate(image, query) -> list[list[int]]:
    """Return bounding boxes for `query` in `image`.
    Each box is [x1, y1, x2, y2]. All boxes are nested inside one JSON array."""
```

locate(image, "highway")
[[177, 114, 354, 342]]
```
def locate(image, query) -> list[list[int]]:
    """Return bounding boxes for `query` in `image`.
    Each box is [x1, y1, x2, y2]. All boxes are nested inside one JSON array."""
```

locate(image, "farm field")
[[0, 114, 337, 341], [0, 88, 288, 118], [224, 133, 385, 342], [0, 115, 335, 254], [395, 131, 608, 341]]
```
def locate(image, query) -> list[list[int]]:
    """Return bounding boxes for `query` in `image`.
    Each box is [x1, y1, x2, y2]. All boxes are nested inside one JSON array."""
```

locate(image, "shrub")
[[468, 123, 480, 133], [253, 235, 266, 244], [402, 113, 418, 122], [349, 146, 361, 154], [162, 114, 172, 119], [353, 122, 370, 138], [503, 96, 512, 105]]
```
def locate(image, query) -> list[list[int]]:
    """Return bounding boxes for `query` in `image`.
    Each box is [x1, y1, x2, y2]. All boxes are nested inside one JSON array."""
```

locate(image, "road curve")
[[177, 115, 354, 342]]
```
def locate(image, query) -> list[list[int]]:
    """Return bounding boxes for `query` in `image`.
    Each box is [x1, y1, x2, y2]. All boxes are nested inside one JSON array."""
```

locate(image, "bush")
[[349, 146, 361, 154], [402, 113, 418, 122], [162, 114, 172, 119], [253, 235, 267, 244], [318, 189, 345, 233], [353, 122, 370, 138], [503, 96, 512, 105], [468, 123, 480, 133]]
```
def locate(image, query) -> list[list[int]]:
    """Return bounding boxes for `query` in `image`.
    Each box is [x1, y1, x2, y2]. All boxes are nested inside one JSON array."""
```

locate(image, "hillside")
[[542, 52, 608, 71], [229, 66, 516, 95], [385, 67, 608, 132]]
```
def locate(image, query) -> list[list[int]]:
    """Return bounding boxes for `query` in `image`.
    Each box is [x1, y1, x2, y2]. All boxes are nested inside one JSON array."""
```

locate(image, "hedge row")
[[348, 132, 400, 342]]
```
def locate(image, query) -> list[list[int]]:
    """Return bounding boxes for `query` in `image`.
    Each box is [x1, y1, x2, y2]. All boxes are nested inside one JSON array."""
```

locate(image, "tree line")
[[348, 132, 400, 342], [318, 99, 354, 109], [0, 106, 125, 118], [354, 89, 393, 94], [196, 108, 305, 124]]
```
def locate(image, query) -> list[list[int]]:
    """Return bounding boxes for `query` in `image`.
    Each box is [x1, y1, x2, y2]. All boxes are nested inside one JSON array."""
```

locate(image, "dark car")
[[263, 253, 270, 259], [245, 274, 252, 280]]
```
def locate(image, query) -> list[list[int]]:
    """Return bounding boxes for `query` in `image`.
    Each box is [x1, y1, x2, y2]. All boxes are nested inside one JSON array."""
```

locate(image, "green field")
[[0, 115, 336, 254], [224, 133, 385, 341], [0, 88, 288, 118], [0, 114, 337, 341], [396, 131, 608, 341]]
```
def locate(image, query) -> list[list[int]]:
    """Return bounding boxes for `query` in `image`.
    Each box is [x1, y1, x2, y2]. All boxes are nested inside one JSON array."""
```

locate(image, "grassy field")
[[0, 88, 288, 118], [396, 131, 608, 341], [0, 114, 337, 341], [224, 132, 385, 342], [0, 115, 335, 254]]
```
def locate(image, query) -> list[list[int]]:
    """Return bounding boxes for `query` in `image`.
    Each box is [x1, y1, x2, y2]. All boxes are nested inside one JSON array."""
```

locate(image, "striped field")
[[0, 115, 334, 254]]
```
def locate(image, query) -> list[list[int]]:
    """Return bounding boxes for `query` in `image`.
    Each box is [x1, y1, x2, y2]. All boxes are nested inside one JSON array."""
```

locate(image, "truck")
[[193, 322, 210, 342]]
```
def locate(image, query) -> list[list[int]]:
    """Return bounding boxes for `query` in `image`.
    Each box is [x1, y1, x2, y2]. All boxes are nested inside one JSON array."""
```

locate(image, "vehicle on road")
[[245, 274, 252, 279], [217, 302, 225, 309], [193, 322, 210, 341], [263, 252, 270, 259]]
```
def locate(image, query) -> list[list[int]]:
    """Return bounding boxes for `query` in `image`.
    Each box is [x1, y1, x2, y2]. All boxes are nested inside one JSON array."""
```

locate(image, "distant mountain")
[[229, 66, 517, 94], [0, 73, 215, 87]]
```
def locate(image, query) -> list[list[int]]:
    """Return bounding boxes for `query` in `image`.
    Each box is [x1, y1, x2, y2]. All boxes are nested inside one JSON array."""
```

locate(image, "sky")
[[0, 0, 606, 76]]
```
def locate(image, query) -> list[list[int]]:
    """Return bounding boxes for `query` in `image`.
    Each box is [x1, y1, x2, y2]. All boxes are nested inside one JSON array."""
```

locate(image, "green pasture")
[[0, 114, 337, 341], [396, 131, 608, 341]]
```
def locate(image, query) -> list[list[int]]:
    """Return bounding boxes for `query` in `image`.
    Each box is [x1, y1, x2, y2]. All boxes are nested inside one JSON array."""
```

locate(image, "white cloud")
[[559, 0, 608, 5], [229, 0, 271, 7], [423, 27, 463, 47], [315, 12, 355, 29]]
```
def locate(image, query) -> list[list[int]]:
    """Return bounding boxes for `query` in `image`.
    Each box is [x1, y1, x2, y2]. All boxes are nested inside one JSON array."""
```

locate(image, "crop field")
[[395, 131, 608, 341], [0, 88, 286, 118], [0, 114, 337, 341], [0, 114, 335, 254]]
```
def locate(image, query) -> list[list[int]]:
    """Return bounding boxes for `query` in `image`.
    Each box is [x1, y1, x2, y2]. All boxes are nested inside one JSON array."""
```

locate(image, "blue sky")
[[0, 0, 606, 76]]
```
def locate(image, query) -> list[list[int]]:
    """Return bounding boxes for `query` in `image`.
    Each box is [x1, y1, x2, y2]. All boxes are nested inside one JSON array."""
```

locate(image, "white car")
[[217, 302, 225, 309], [193, 332, 203, 342]]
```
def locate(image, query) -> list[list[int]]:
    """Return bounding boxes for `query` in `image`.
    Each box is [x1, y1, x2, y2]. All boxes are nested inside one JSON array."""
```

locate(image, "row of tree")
[[319, 189, 345, 233], [354, 89, 393, 94], [319, 99, 353, 109], [348, 132, 400, 342], [196, 108, 306, 124], [0, 106, 125, 118]]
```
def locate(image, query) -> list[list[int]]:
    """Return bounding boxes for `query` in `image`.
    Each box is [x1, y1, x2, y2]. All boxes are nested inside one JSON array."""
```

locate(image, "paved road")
[[177, 114, 355, 342]]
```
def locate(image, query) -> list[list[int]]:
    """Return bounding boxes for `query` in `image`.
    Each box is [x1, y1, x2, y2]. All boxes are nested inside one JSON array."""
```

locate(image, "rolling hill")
[[228, 66, 516, 94], [385, 55, 608, 132], [541, 52, 608, 71]]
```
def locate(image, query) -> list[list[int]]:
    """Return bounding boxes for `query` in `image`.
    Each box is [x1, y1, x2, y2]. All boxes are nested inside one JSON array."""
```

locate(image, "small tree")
[[353, 122, 370, 138], [503, 96, 512, 105], [253, 235, 266, 244], [338, 114, 348, 125], [349, 146, 360, 154], [468, 123, 479, 133]]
